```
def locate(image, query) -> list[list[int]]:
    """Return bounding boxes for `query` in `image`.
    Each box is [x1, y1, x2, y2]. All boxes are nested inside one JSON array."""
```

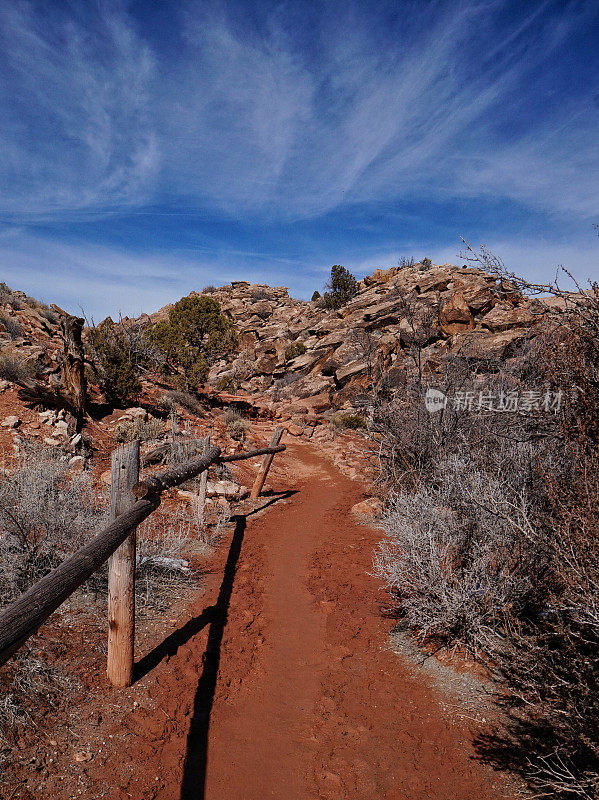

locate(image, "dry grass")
[[114, 417, 165, 442], [0, 647, 79, 753], [0, 442, 107, 606], [222, 408, 250, 441], [166, 389, 204, 415], [374, 455, 546, 657], [0, 442, 209, 748], [135, 511, 199, 612], [0, 443, 103, 752], [0, 350, 34, 384], [0, 314, 22, 340], [368, 271, 599, 798]]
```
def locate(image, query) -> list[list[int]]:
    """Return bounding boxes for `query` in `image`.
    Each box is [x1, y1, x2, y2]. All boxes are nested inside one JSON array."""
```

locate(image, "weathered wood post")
[[250, 427, 284, 499], [107, 440, 140, 687], [197, 435, 210, 529], [51, 304, 87, 432]]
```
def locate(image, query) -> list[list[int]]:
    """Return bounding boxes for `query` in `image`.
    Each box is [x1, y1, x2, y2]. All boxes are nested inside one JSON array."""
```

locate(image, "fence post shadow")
[[178, 512, 246, 800], [0, 436, 287, 672], [179, 490, 297, 800]]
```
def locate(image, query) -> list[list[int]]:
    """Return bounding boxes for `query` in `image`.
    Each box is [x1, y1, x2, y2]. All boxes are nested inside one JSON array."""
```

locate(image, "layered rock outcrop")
[[162, 262, 549, 414], [0, 262, 553, 423]]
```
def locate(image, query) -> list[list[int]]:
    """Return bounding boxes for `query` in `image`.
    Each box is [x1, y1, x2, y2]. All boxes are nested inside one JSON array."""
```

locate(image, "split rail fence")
[[0, 427, 286, 686]]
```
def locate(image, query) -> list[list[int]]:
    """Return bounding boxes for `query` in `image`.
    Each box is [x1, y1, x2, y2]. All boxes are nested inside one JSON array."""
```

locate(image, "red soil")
[[9, 437, 517, 799]]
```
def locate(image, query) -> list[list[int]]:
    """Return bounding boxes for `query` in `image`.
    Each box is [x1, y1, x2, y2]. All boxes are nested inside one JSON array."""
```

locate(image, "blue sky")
[[0, 0, 597, 318]]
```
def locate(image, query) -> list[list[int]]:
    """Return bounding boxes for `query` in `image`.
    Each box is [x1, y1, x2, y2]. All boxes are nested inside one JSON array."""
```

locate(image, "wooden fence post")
[[250, 427, 284, 499], [107, 440, 140, 687], [197, 435, 210, 530]]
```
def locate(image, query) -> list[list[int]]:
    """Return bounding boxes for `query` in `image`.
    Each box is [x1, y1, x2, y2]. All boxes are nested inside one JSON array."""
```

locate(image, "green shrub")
[[322, 265, 359, 309], [87, 318, 141, 404], [147, 294, 236, 390], [311, 290, 321, 302], [216, 375, 235, 392], [420, 257, 432, 270], [284, 341, 307, 362]]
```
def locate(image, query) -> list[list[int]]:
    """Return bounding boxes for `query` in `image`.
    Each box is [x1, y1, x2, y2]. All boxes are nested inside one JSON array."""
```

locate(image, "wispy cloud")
[[1, 0, 597, 223], [157, 0, 599, 221], [0, 1, 158, 215], [0, 232, 326, 318], [0, 0, 597, 316]]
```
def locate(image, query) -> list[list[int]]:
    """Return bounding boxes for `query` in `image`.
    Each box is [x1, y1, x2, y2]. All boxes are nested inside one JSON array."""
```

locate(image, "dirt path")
[[49, 439, 515, 800]]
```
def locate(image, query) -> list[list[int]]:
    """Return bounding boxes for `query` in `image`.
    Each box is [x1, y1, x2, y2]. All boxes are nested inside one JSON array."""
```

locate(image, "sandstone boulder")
[[286, 347, 331, 372], [451, 328, 529, 360], [293, 374, 334, 399], [362, 299, 405, 327], [461, 283, 495, 313], [480, 304, 536, 332], [439, 291, 474, 335], [351, 497, 383, 518], [251, 300, 273, 319], [335, 360, 368, 386]]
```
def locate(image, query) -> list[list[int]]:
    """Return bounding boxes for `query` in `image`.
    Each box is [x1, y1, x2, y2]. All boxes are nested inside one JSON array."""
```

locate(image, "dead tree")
[[52, 305, 87, 430]]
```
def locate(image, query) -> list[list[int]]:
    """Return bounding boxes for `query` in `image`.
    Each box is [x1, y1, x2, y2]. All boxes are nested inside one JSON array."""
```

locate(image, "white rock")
[[137, 555, 190, 573], [207, 479, 244, 500], [43, 436, 61, 447], [1, 415, 20, 428], [125, 407, 147, 420]]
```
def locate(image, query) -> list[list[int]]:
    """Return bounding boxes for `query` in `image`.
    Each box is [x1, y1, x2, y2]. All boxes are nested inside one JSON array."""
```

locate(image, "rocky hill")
[[0, 260, 556, 485], [0, 261, 553, 426], [141, 261, 548, 419]]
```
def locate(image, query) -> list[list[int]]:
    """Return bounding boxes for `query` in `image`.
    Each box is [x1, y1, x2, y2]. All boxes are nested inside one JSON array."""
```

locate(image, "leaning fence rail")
[[0, 428, 285, 684]]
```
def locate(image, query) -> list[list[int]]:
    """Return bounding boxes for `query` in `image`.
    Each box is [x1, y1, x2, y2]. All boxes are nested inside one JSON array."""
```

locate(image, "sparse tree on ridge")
[[322, 265, 359, 309]]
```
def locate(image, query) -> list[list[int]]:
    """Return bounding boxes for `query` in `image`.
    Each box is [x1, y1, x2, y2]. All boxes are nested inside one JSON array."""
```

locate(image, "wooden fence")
[[0, 427, 285, 686]]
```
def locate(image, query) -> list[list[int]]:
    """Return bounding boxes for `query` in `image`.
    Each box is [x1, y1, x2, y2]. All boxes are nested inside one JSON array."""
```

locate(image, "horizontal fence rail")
[[0, 428, 285, 676]]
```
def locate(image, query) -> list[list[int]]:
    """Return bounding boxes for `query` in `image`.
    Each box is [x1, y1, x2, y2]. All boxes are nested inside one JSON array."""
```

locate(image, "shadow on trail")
[[134, 606, 217, 683], [133, 492, 296, 684], [177, 490, 297, 800]]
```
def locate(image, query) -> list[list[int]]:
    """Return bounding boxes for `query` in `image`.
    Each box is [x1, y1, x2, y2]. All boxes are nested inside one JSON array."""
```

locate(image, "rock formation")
[[144, 262, 548, 416]]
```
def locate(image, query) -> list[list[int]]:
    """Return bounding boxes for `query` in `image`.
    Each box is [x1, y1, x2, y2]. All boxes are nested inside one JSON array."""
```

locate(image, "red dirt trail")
[[51, 439, 516, 800]]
